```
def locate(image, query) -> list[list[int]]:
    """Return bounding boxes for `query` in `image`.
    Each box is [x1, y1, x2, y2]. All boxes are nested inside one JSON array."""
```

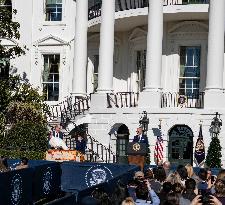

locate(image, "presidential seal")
[[133, 143, 141, 151], [43, 167, 52, 195], [85, 165, 113, 187], [10, 174, 23, 205]]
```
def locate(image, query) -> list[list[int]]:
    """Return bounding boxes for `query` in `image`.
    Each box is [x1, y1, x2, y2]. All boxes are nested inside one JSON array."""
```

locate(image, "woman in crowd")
[[214, 170, 225, 204], [121, 197, 135, 205], [185, 164, 199, 183]]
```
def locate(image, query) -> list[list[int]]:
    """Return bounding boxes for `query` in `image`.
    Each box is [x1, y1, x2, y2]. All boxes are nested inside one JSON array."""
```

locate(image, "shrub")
[[0, 149, 45, 160], [1, 121, 48, 152]]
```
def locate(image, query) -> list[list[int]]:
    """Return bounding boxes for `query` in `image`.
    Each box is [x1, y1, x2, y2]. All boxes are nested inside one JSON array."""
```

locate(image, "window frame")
[[178, 46, 201, 97], [136, 49, 146, 92], [43, 0, 66, 24], [42, 54, 61, 102]]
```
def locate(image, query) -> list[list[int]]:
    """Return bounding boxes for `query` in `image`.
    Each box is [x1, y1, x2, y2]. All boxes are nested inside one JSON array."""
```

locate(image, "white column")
[[97, 0, 115, 93], [139, 0, 163, 108], [144, 0, 163, 91], [72, 0, 88, 95], [206, 0, 224, 90], [204, 0, 225, 108]]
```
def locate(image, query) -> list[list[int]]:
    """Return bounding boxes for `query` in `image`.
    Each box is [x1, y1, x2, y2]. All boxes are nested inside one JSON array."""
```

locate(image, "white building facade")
[[2, 0, 225, 166]]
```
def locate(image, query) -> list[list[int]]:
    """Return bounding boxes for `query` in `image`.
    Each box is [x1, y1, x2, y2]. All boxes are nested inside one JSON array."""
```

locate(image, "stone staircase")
[[47, 95, 117, 163]]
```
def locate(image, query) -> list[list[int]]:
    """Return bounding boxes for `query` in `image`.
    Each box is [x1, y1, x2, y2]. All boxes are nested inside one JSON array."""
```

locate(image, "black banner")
[[0, 168, 33, 205]]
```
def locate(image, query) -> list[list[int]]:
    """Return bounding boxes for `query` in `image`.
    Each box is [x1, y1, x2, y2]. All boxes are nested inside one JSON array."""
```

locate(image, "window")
[[93, 55, 99, 92], [136, 50, 146, 92], [0, 58, 9, 80], [88, 0, 102, 8], [45, 0, 62, 21], [42, 54, 60, 101], [179, 46, 201, 97]]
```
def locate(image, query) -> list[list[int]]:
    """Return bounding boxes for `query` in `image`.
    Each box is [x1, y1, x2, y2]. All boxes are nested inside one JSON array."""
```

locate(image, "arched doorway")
[[109, 123, 130, 164], [168, 125, 193, 166]]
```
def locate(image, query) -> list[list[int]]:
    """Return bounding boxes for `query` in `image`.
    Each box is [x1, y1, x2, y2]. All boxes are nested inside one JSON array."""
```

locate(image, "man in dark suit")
[[52, 124, 63, 139], [133, 127, 149, 146], [75, 135, 86, 154]]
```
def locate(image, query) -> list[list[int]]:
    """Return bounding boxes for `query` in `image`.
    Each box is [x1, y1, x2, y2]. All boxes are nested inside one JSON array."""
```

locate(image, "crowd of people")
[[81, 161, 225, 205]]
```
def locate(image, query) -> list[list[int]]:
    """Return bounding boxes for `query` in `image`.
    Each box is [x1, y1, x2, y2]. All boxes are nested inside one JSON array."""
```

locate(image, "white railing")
[[107, 92, 139, 108], [161, 92, 204, 108], [164, 0, 182, 5]]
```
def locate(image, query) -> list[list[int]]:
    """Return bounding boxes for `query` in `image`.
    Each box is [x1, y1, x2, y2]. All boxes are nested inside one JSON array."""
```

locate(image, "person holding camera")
[[190, 195, 222, 205], [135, 179, 160, 205]]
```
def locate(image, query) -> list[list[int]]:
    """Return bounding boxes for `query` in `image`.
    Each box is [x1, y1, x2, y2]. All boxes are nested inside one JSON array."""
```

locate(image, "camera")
[[198, 189, 212, 205]]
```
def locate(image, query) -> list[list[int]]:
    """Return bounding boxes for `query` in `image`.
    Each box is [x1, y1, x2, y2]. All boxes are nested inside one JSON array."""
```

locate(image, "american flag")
[[154, 134, 164, 165]]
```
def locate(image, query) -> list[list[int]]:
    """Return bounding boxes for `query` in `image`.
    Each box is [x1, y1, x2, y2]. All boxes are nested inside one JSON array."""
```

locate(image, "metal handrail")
[[64, 134, 116, 163], [48, 95, 90, 124]]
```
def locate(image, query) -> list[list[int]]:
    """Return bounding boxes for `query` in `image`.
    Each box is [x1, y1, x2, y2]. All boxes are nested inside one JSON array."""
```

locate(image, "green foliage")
[[205, 136, 222, 168], [0, 75, 49, 116], [0, 3, 49, 158], [0, 121, 48, 152], [0, 149, 45, 160], [6, 102, 47, 125], [0, 113, 5, 136], [0, 5, 26, 59]]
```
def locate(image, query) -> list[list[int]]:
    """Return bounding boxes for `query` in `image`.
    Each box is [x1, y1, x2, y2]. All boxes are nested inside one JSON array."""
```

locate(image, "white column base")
[[89, 93, 108, 112], [138, 91, 162, 109], [204, 89, 225, 109]]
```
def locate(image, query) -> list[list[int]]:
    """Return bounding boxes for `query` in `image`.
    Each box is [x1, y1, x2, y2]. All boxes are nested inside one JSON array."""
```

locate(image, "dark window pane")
[[48, 74, 54, 82], [179, 89, 185, 95], [54, 74, 59, 82], [186, 48, 194, 66], [50, 64, 59, 73], [186, 79, 192, 88], [179, 79, 185, 88], [193, 79, 200, 88]]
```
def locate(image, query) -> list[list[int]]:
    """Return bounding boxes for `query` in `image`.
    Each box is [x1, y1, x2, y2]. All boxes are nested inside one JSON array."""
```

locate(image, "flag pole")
[[157, 119, 162, 166]]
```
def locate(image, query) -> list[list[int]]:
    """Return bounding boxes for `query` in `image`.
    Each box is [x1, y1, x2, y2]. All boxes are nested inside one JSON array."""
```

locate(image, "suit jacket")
[[52, 131, 63, 140], [133, 134, 149, 146], [75, 140, 86, 154]]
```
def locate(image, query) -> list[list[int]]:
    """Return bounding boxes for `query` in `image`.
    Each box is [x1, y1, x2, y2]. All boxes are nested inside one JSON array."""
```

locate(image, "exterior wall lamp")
[[139, 111, 149, 134], [211, 112, 222, 135]]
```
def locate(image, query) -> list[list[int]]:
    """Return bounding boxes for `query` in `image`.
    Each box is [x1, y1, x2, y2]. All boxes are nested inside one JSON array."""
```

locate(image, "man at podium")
[[127, 127, 149, 170], [133, 127, 149, 146]]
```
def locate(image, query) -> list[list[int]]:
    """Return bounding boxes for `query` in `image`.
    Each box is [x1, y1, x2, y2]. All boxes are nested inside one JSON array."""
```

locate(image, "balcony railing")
[[161, 92, 204, 108], [88, 0, 209, 20], [107, 92, 139, 108]]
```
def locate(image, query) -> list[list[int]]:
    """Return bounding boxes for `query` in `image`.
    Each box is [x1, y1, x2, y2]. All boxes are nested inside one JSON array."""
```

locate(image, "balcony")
[[88, 0, 209, 20], [161, 92, 204, 108], [107, 92, 139, 108]]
